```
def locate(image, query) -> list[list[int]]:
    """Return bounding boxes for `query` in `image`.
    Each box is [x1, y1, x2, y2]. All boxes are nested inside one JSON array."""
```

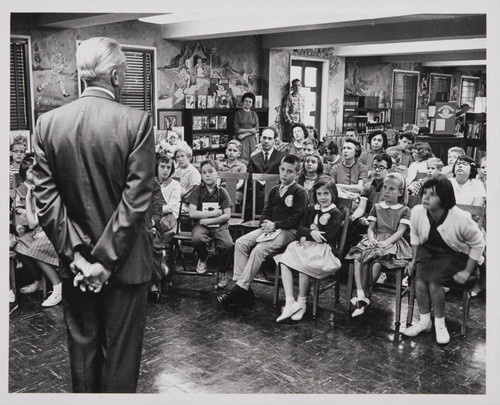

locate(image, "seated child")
[[345, 173, 412, 317], [478, 156, 486, 191], [184, 159, 234, 288], [297, 153, 330, 206], [219, 140, 247, 206], [150, 152, 181, 300], [442, 146, 465, 177], [10, 139, 26, 199], [276, 179, 343, 322], [13, 154, 62, 307], [303, 138, 318, 156], [217, 154, 308, 307], [403, 175, 485, 344], [408, 157, 443, 196]]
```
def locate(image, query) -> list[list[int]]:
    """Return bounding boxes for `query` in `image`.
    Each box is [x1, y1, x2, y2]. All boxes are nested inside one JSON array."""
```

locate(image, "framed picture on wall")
[[158, 109, 183, 130]]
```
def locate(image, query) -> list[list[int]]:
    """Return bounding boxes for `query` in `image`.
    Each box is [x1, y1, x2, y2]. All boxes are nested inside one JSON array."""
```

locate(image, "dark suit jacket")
[[33, 87, 155, 284], [248, 149, 285, 174]]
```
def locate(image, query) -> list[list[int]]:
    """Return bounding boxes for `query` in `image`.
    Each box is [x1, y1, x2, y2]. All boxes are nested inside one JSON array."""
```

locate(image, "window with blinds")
[[460, 76, 480, 109], [10, 38, 31, 131], [429, 73, 452, 103], [121, 48, 155, 122], [392, 70, 419, 129]]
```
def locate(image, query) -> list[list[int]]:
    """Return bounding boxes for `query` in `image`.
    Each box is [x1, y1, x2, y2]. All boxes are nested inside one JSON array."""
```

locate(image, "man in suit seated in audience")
[[245, 127, 286, 219]]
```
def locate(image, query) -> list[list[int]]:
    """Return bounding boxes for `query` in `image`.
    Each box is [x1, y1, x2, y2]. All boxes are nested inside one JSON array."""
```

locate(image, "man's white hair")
[[77, 37, 126, 83]]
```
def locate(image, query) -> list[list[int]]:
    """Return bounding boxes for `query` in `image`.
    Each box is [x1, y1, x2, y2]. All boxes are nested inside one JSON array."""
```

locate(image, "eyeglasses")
[[372, 165, 388, 171]]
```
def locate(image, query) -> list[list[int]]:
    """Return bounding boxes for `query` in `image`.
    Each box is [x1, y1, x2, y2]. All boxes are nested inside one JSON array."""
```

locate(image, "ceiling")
[[23, 12, 487, 67]]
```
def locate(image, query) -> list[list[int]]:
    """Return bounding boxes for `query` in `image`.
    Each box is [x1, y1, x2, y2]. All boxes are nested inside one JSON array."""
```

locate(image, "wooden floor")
[[9, 263, 486, 395]]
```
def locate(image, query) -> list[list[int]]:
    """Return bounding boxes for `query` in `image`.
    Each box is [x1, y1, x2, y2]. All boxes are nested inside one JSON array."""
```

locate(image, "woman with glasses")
[[449, 155, 486, 207]]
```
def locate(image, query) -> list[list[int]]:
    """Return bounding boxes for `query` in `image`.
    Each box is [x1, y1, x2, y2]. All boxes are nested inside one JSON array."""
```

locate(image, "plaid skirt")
[[14, 226, 59, 267]]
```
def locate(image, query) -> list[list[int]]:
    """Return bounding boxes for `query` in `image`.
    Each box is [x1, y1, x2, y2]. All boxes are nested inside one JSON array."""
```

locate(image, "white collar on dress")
[[314, 203, 337, 212], [379, 201, 403, 210]]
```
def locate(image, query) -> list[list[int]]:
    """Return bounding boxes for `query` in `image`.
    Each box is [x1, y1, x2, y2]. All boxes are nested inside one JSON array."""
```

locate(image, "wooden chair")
[[406, 204, 486, 338], [273, 198, 353, 320], [240, 173, 281, 231], [218, 172, 249, 239], [345, 195, 421, 327], [169, 188, 222, 289]]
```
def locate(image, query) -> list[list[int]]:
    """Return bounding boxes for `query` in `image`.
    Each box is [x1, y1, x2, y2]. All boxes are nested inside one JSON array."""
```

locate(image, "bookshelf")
[[182, 108, 269, 166], [463, 112, 486, 162], [343, 95, 391, 135]]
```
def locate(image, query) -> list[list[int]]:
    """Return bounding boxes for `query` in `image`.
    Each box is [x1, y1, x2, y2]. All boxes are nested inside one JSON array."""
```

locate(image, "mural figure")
[[329, 98, 340, 135], [36, 52, 70, 97]]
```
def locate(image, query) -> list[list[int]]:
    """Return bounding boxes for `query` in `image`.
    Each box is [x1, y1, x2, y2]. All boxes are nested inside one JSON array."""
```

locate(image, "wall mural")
[[157, 39, 262, 109], [32, 40, 79, 115]]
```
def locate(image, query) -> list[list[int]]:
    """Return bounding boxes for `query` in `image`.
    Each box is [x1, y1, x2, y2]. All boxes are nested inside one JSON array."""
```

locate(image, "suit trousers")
[[234, 228, 296, 290], [62, 279, 149, 393], [191, 224, 234, 272]]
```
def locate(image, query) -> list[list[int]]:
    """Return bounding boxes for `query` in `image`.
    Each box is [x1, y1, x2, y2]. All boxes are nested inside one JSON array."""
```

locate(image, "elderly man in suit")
[[32, 37, 155, 393]]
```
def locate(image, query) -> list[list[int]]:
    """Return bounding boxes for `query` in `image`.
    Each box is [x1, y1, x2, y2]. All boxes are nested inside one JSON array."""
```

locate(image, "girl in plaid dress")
[[14, 155, 61, 307]]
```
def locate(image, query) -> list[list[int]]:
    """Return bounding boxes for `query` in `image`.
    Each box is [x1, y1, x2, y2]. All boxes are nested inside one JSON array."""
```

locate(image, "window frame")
[[391, 69, 419, 130], [77, 41, 157, 125], [459, 75, 480, 109], [10, 35, 35, 137], [428, 73, 452, 103]]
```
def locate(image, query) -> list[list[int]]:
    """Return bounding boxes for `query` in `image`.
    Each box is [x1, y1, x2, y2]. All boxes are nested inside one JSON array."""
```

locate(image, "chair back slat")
[[456, 204, 486, 231], [250, 173, 281, 221], [219, 172, 249, 219], [336, 197, 353, 259]]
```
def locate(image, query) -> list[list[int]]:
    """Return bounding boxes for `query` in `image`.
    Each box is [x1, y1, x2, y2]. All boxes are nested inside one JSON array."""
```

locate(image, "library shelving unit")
[[415, 112, 486, 163], [182, 107, 269, 167], [343, 95, 391, 135]]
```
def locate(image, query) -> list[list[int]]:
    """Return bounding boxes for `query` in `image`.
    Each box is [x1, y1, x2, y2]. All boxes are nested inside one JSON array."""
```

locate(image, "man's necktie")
[[264, 152, 269, 165]]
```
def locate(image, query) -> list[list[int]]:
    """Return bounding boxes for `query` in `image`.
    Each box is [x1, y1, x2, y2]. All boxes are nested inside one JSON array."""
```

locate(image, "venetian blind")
[[392, 71, 418, 129], [121, 49, 155, 121], [460, 76, 480, 108], [429, 74, 451, 102], [10, 39, 31, 131]]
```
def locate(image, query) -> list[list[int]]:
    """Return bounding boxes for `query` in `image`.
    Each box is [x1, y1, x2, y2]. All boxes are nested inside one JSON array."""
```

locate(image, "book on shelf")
[[217, 115, 227, 129], [255, 95, 263, 108], [217, 95, 231, 109], [208, 116, 218, 129], [192, 137, 202, 150], [197, 95, 207, 109], [201, 116, 209, 130], [185, 94, 195, 109], [207, 95, 215, 109], [211, 134, 221, 148], [200, 135, 211, 149], [193, 116, 203, 130], [220, 134, 229, 148]]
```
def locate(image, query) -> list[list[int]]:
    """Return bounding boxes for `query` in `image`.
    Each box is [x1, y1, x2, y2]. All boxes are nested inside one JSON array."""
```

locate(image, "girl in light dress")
[[345, 172, 412, 317], [276, 178, 343, 322]]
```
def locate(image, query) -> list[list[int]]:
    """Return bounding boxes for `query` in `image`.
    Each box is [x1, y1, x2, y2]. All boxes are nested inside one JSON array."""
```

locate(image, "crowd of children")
[[9, 121, 487, 344]]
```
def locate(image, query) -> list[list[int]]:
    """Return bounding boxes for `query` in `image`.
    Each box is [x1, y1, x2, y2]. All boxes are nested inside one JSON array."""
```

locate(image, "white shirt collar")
[[314, 203, 337, 212], [86, 86, 116, 100], [263, 147, 274, 157], [379, 201, 403, 210]]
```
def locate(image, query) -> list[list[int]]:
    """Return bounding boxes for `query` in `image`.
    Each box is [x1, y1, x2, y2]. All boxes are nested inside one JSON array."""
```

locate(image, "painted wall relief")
[[32, 41, 78, 114]]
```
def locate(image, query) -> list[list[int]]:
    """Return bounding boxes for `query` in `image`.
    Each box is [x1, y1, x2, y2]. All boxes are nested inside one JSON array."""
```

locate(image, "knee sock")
[[420, 312, 431, 326], [297, 296, 307, 308]]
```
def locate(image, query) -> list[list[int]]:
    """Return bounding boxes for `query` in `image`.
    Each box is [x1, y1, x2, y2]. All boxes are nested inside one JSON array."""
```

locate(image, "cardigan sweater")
[[260, 182, 307, 230], [410, 205, 485, 263], [296, 204, 343, 251]]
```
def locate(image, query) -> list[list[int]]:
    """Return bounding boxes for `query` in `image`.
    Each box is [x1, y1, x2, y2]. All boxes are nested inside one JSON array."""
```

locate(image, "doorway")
[[290, 59, 323, 132]]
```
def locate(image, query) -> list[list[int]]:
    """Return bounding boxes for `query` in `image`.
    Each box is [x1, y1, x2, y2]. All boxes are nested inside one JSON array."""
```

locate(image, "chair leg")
[[346, 262, 354, 314], [214, 249, 220, 290], [312, 279, 320, 320], [406, 276, 416, 327], [41, 274, 47, 299], [273, 263, 280, 308], [334, 271, 340, 303], [394, 269, 403, 327], [461, 290, 470, 338]]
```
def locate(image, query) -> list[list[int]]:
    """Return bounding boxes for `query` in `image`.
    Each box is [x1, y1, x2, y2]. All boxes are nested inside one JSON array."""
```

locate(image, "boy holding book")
[[217, 154, 307, 307], [184, 159, 234, 288]]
